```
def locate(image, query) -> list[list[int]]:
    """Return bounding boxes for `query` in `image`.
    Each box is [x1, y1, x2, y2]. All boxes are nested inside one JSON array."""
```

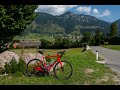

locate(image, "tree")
[[81, 32, 93, 45], [54, 36, 63, 49], [109, 22, 118, 38], [0, 5, 38, 51], [94, 29, 104, 46], [62, 38, 71, 48], [40, 39, 54, 49]]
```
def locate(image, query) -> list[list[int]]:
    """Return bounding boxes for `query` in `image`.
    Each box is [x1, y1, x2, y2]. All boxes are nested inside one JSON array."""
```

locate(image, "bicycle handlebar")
[[38, 50, 66, 58], [57, 51, 66, 58]]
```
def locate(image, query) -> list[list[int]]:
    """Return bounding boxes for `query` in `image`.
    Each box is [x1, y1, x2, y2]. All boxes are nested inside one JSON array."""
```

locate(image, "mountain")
[[115, 19, 120, 32], [24, 11, 111, 35], [57, 12, 111, 33]]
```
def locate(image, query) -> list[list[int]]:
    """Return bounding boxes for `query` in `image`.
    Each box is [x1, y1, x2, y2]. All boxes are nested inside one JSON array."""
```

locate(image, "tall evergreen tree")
[[81, 32, 93, 45], [94, 29, 104, 46], [109, 22, 118, 38]]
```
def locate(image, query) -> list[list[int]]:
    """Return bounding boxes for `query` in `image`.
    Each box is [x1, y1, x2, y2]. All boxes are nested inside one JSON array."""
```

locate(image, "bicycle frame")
[[26, 50, 73, 79], [34, 53, 63, 72]]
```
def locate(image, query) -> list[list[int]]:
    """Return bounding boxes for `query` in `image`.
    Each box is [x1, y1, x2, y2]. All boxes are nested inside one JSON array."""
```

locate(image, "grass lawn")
[[0, 48, 119, 85], [101, 45, 120, 51], [14, 33, 55, 42]]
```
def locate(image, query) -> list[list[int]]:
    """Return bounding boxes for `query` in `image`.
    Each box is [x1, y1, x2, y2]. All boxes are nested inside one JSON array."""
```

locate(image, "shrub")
[[4, 58, 18, 74], [4, 57, 26, 76], [17, 58, 26, 72], [40, 39, 54, 49], [4, 62, 11, 73], [109, 37, 120, 45], [9, 57, 18, 74], [104, 42, 109, 45]]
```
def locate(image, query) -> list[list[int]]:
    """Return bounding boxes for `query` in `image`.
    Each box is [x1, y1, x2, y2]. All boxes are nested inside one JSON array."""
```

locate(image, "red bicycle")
[[26, 51, 73, 80]]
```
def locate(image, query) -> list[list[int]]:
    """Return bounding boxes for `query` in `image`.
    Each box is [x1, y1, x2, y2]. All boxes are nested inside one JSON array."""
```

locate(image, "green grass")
[[0, 48, 119, 85], [101, 45, 120, 51], [10, 48, 71, 57], [14, 33, 55, 42]]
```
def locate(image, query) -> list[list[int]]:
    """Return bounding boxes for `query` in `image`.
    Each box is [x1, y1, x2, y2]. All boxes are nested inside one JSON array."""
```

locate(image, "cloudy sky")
[[35, 5, 120, 22]]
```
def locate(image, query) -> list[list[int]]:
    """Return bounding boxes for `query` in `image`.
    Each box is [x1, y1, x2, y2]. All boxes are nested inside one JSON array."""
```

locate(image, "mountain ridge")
[[24, 11, 120, 35]]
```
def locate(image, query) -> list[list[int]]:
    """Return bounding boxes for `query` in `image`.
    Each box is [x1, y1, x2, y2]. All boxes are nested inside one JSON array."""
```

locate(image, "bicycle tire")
[[53, 61, 73, 80], [26, 59, 44, 77]]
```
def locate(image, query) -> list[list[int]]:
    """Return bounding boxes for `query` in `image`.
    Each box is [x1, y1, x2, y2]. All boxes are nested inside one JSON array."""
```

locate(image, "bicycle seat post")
[[38, 50, 44, 54]]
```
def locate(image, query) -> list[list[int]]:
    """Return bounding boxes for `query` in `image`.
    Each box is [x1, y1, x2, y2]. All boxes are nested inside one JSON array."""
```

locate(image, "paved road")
[[90, 46, 120, 72]]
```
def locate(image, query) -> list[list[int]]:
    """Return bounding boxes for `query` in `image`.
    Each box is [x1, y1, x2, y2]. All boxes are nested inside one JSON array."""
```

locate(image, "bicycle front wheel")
[[26, 59, 44, 77], [53, 61, 73, 80]]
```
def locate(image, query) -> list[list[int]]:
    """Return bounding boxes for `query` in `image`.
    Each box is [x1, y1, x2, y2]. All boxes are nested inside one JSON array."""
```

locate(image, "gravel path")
[[90, 46, 120, 72]]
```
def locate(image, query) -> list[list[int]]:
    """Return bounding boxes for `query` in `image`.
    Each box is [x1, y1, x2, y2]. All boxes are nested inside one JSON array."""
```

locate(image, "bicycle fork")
[[59, 61, 64, 71]]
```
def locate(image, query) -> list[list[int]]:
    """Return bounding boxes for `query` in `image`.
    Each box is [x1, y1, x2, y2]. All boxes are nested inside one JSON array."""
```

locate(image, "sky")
[[35, 5, 120, 23]]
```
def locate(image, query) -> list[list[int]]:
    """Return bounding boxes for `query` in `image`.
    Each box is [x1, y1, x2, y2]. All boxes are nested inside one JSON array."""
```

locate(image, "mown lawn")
[[101, 45, 120, 51], [0, 48, 119, 85]]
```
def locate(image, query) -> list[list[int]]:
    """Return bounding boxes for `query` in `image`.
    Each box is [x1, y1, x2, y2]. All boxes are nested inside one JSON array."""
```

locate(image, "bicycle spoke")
[[27, 59, 44, 77], [54, 61, 73, 80]]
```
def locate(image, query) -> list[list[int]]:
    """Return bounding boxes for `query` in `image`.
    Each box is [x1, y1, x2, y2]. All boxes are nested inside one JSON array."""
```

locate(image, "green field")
[[101, 45, 120, 51], [14, 33, 55, 42], [0, 48, 119, 85]]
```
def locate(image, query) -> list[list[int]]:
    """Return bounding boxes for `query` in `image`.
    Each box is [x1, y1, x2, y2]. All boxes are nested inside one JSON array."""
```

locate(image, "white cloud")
[[96, 9, 111, 17], [35, 5, 111, 18], [92, 9, 100, 14], [76, 6, 91, 14], [101, 9, 111, 17], [35, 5, 78, 16], [76, 6, 111, 17]]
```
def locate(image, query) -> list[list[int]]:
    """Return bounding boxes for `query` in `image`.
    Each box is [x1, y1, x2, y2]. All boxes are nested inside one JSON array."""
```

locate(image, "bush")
[[109, 37, 120, 45], [4, 57, 26, 76], [104, 42, 109, 45], [17, 58, 26, 72], [40, 39, 54, 49], [4, 58, 18, 74], [9, 58, 18, 74]]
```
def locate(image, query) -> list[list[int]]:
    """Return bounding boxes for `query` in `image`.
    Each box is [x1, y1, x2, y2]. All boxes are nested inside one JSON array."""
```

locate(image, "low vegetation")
[[0, 48, 119, 85], [3, 58, 26, 77], [101, 45, 120, 51]]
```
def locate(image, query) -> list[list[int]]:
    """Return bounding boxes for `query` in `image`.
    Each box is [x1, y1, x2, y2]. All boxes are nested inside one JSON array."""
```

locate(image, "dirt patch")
[[84, 82, 90, 85], [84, 68, 95, 74], [100, 76, 109, 82], [95, 69, 120, 84], [95, 76, 109, 84], [8, 76, 13, 80], [110, 69, 120, 85]]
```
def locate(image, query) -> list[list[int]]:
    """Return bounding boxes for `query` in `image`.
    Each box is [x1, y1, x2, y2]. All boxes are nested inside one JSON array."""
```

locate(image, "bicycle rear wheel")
[[26, 59, 44, 77], [53, 61, 73, 80]]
